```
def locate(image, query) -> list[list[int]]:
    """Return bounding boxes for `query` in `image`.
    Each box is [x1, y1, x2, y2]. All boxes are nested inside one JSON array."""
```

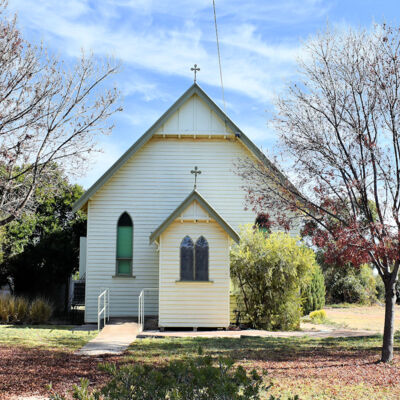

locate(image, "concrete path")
[[76, 320, 138, 356]]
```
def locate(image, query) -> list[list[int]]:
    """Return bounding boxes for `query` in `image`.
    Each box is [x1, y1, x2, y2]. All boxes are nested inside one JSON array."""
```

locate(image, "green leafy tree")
[[0, 165, 86, 309], [230, 225, 317, 330]]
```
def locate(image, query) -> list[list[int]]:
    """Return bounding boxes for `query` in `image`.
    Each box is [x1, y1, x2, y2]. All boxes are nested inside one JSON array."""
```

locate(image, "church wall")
[[158, 221, 230, 328], [158, 94, 229, 136], [84, 136, 258, 322]]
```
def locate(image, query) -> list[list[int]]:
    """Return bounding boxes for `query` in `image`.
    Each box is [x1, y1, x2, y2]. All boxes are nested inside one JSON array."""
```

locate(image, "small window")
[[255, 213, 271, 233], [195, 236, 209, 281], [180, 236, 194, 280], [116, 212, 133, 275]]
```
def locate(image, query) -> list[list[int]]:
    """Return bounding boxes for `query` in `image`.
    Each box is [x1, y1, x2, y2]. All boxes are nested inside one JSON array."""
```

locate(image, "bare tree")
[[0, 1, 121, 225], [239, 24, 400, 362]]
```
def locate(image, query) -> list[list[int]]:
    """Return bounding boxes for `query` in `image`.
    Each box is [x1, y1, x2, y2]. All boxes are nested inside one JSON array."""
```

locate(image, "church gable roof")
[[149, 190, 240, 244], [72, 82, 287, 212]]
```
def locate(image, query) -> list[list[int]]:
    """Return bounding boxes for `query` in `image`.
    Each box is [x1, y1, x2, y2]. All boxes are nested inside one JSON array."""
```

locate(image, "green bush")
[[49, 355, 299, 400], [309, 309, 327, 324], [302, 265, 325, 315], [319, 254, 378, 305], [230, 225, 317, 331], [376, 276, 400, 305], [29, 298, 52, 324]]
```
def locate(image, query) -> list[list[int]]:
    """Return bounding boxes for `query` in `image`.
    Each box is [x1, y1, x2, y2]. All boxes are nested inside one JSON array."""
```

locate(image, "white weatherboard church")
[[73, 81, 284, 328]]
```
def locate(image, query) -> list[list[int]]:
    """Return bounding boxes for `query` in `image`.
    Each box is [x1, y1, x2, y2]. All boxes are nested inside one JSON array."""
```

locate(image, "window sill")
[[175, 280, 214, 285], [112, 275, 136, 279]]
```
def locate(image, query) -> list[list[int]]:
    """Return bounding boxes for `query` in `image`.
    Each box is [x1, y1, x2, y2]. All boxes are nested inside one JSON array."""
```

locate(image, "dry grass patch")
[[324, 305, 400, 332]]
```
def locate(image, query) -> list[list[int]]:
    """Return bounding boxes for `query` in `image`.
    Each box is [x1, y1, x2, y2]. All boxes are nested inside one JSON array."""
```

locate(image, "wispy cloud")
[[9, 0, 327, 103], [7, 0, 335, 186], [76, 138, 126, 189]]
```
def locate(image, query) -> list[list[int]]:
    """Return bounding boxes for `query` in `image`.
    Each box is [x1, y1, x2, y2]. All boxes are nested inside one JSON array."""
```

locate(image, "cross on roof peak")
[[190, 64, 200, 83]]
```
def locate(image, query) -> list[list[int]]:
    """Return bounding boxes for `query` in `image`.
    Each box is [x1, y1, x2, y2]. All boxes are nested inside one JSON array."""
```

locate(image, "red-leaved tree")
[[239, 24, 400, 362]]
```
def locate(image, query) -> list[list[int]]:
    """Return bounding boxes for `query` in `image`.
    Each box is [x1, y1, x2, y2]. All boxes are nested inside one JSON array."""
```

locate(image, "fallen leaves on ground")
[[0, 346, 118, 399], [246, 348, 400, 387], [1, 343, 400, 399]]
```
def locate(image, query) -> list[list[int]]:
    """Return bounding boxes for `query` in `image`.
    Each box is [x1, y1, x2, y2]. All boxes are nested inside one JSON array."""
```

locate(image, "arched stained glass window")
[[116, 212, 133, 275], [179, 235, 209, 281], [180, 236, 194, 280], [195, 236, 209, 281]]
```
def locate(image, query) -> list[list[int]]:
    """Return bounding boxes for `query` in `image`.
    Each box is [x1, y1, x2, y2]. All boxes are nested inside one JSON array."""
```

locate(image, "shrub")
[[29, 298, 52, 324], [230, 225, 317, 331], [376, 277, 400, 305], [319, 254, 378, 305], [11, 296, 29, 323], [0, 295, 10, 323], [302, 265, 325, 315], [49, 355, 299, 400], [0, 295, 53, 324], [309, 309, 327, 324], [375, 276, 385, 302], [0, 295, 29, 323]]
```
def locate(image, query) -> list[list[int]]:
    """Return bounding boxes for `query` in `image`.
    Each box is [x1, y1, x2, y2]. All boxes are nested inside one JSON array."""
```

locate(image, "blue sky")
[[7, 0, 400, 188]]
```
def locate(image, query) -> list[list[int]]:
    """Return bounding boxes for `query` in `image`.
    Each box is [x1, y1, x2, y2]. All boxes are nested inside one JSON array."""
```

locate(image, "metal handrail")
[[98, 288, 110, 331], [138, 288, 157, 333]]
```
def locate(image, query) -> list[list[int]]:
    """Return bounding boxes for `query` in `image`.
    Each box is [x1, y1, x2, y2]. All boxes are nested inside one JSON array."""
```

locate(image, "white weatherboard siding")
[[182, 200, 209, 220], [84, 137, 256, 322], [82, 88, 301, 324], [79, 237, 87, 278], [159, 221, 230, 328], [84, 91, 267, 323], [158, 94, 228, 136]]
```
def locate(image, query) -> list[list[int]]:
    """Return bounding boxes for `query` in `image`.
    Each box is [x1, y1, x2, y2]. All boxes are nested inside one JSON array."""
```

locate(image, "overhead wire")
[[212, 0, 226, 112]]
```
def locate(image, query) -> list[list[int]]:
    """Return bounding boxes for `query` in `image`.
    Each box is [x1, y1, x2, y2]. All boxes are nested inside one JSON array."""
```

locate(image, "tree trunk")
[[382, 278, 397, 362]]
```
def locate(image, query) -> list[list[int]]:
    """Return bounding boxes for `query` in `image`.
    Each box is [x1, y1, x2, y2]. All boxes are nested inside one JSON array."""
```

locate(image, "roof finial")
[[191, 166, 201, 189], [190, 64, 200, 83]]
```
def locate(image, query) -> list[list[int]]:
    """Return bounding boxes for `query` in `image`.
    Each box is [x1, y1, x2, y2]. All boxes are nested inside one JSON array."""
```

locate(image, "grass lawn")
[[323, 305, 400, 332], [1, 316, 400, 399], [0, 324, 97, 351], [124, 334, 400, 400]]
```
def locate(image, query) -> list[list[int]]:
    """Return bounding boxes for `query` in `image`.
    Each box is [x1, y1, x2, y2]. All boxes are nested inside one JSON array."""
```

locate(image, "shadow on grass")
[[127, 334, 400, 364], [2, 324, 77, 331]]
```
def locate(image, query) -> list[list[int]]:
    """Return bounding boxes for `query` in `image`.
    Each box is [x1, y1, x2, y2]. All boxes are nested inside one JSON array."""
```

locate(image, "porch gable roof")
[[149, 190, 240, 244]]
